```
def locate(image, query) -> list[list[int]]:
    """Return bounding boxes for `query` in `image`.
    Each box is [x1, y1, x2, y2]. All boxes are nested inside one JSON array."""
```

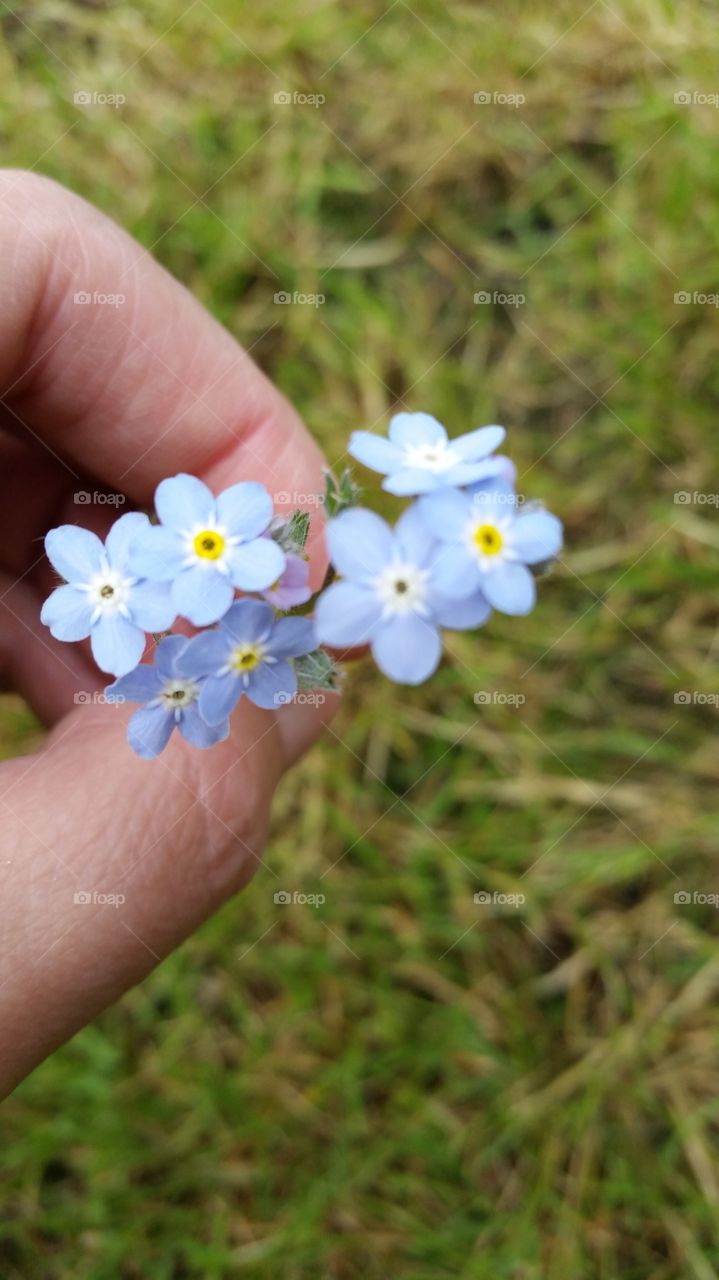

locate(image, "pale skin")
[[0, 171, 336, 1098]]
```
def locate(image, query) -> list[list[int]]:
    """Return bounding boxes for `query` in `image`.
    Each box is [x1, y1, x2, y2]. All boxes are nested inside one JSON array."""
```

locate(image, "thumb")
[[0, 676, 337, 1096]]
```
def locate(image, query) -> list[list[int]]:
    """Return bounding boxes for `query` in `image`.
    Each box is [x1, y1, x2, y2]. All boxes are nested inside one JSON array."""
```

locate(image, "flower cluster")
[[41, 474, 319, 757], [40, 412, 562, 754], [314, 412, 562, 684]]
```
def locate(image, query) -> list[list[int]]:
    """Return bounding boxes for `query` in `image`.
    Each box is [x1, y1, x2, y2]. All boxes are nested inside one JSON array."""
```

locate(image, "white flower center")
[[85, 565, 134, 618], [466, 515, 511, 570], [222, 639, 274, 686], [159, 678, 200, 719], [403, 440, 459, 473], [373, 561, 429, 616], [184, 517, 238, 573]]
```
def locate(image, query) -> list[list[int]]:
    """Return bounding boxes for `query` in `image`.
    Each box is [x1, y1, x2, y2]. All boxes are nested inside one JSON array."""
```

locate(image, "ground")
[[1, 2, 718, 1277]]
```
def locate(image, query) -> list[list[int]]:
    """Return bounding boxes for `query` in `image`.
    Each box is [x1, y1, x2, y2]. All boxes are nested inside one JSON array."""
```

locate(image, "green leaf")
[[294, 648, 342, 692], [323, 467, 361, 517], [270, 509, 311, 553]]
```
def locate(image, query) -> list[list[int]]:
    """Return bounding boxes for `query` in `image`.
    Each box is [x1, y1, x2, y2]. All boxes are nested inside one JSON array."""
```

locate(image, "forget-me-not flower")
[[418, 486, 562, 616], [129, 473, 285, 626], [314, 504, 487, 685], [175, 599, 317, 723], [348, 411, 508, 496], [106, 635, 231, 759], [260, 552, 312, 609], [41, 512, 176, 676]]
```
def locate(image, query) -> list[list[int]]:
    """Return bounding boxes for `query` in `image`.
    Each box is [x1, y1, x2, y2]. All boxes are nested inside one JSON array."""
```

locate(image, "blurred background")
[[2, 1, 719, 1276]]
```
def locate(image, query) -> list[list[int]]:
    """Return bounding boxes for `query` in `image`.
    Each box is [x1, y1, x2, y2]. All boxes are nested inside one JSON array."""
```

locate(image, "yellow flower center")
[[193, 529, 226, 560], [473, 523, 503, 556], [230, 643, 261, 672]]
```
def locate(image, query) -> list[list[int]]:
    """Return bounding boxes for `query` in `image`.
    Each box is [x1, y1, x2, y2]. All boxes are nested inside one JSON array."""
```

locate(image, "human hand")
[[0, 171, 335, 1097]]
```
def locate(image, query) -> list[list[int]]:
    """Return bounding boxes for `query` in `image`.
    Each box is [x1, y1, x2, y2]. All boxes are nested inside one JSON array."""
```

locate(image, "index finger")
[[0, 170, 326, 542]]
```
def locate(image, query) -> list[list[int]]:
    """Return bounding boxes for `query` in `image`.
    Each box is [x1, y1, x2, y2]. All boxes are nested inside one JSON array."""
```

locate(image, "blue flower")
[[348, 412, 508, 496], [174, 599, 317, 723], [418, 486, 563, 616], [106, 635, 231, 759], [41, 512, 176, 677], [314, 505, 488, 685], [129, 473, 286, 626]]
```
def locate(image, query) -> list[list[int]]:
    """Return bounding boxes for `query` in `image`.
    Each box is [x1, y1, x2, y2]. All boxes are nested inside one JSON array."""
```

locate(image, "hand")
[[0, 171, 335, 1097]]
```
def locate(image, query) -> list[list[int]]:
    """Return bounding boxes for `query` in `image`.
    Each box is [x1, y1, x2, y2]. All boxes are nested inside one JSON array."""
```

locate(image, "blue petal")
[[171, 566, 235, 626], [40, 585, 93, 641], [91, 614, 146, 676], [106, 664, 163, 703], [325, 509, 393, 582], [451, 424, 505, 460], [315, 581, 382, 647], [216, 481, 273, 539], [269, 616, 316, 659], [221, 599, 274, 643], [180, 704, 230, 750], [467, 457, 517, 498], [155, 473, 216, 531], [227, 537, 285, 592], [418, 489, 473, 542], [45, 526, 104, 583], [371, 615, 442, 684], [394, 502, 437, 566], [482, 564, 536, 615], [155, 634, 191, 677], [129, 525, 186, 581], [469, 488, 513, 521], [246, 659, 296, 710], [509, 510, 563, 564], [382, 468, 448, 496], [105, 511, 151, 569], [348, 431, 404, 474], [433, 591, 491, 630], [128, 705, 175, 758], [443, 459, 513, 488], [199, 673, 242, 725], [174, 630, 230, 678], [128, 579, 177, 631], [430, 545, 478, 599], [388, 412, 447, 448]]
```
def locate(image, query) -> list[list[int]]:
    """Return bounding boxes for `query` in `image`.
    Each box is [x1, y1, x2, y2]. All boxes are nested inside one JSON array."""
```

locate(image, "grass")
[[1, 0, 719, 1275]]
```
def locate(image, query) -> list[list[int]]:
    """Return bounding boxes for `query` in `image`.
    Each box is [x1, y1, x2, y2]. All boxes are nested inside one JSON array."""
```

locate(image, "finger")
[[0, 700, 280, 1095], [0, 169, 327, 579], [0, 572, 104, 723]]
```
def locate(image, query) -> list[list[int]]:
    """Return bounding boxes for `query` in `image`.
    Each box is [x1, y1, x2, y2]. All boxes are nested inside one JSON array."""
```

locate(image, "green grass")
[[2, 1, 719, 1275]]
